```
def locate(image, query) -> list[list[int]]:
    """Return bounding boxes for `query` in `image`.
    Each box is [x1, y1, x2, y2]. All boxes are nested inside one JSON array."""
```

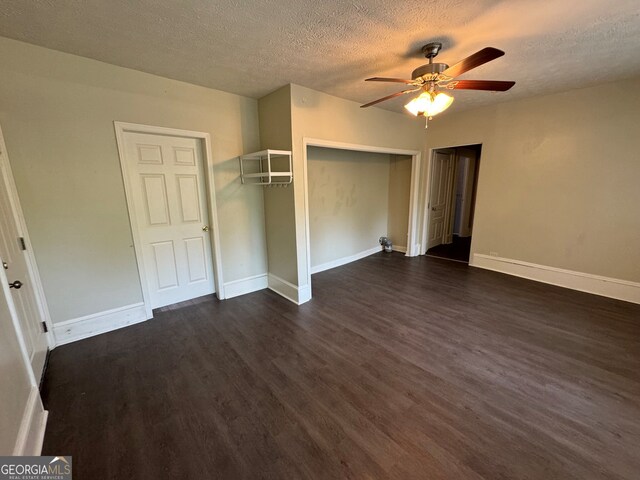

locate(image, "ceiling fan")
[[361, 42, 515, 123]]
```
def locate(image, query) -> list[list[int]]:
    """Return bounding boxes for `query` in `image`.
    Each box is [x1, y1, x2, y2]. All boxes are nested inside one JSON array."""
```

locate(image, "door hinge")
[[41, 321, 48, 333], [18, 237, 26, 251]]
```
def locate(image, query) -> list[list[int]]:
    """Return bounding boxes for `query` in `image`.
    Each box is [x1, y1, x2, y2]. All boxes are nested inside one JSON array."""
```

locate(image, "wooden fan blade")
[[444, 80, 515, 91], [441, 47, 505, 79], [365, 77, 419, 85], [360, 88, 421, 108]]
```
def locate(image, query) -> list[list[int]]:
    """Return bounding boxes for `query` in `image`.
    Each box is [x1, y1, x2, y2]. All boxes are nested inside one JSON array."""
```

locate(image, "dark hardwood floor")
[[426, 235, 472, 263], [42, 253, 640, 479]]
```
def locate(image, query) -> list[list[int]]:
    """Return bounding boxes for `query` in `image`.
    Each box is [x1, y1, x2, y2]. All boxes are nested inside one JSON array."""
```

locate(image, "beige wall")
[[0, 37, 266, 323], [0, 273, 33, 454], [258, 85, 298, 283], [290, 84, 426, 289], [425, 78, 640, 282], [307, 147, 390, 268], [387, 155, 412, 250]]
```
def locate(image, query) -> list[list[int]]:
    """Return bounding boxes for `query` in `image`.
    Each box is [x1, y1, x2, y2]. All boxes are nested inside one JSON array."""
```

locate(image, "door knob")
[[202, 226, 209, 232], [2, 261, 7, 270], [9, 280, 23, 289], [431, 207, 436, 211]]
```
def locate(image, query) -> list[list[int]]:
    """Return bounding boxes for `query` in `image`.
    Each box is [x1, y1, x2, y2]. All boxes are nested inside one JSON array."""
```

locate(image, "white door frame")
[[114, 122, 225, 318], [421, 142, 482, 254], [0, 125, 55, 349], [301, 138, 422, 291]]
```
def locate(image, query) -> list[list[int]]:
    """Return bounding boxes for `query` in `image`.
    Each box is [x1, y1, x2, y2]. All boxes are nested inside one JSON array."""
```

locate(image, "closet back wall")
[[308, 147, 410, 270], [387, 155, 412, 252]]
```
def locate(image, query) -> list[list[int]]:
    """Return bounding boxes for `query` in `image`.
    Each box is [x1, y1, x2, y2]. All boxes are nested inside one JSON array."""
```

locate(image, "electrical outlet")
[[489, 251, 499, 257]]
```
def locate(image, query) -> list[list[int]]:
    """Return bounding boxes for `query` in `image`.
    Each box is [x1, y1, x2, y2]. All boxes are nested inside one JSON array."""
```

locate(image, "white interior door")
[[427, 149, 455, 249], [123, 132, 215, 309], [0, 144, 48, 382]]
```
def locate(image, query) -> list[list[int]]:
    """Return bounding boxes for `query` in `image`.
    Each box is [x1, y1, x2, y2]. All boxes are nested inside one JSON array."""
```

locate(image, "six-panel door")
[[428, 150, 455, 249], [123, 132, 215, 309]]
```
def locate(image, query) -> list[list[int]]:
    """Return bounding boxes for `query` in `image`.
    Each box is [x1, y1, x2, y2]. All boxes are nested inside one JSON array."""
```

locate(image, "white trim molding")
[[13, 387, 48, 456], [54, 303, 149, 346], [268, 274, 308, 305], [297, 284, 312, 304], [472, 254, 640, 304], [224, 274, 268, 299], [311, 246, 381, 274], [392, 245, 407, 254]]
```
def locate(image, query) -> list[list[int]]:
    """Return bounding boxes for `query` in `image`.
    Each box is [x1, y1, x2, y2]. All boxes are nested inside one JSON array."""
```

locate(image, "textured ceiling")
[[1, 0, 639, 114]]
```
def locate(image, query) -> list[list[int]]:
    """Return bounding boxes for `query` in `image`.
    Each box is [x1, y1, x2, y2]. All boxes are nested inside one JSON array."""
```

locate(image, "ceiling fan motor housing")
[[411, 63, 449, 81]]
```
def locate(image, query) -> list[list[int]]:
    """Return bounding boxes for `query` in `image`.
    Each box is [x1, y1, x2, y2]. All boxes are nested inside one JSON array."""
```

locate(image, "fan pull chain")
[[423, 115, 435, 129]]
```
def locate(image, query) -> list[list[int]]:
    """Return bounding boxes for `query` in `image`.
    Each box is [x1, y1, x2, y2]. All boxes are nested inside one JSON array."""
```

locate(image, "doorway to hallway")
[[426, 144, 481, 263]]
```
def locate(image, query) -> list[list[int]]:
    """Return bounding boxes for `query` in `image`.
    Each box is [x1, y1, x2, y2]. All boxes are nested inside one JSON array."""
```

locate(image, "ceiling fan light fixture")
[[404, 91, 454, 117]]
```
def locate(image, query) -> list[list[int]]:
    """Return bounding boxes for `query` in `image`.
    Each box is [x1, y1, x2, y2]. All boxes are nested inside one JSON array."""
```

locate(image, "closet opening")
[[301, 139, 422, 294]]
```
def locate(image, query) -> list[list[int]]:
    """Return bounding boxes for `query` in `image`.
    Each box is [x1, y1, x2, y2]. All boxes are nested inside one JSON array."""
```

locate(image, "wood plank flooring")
[[426, 235, 472, 263], [41, 253, 640, 479]]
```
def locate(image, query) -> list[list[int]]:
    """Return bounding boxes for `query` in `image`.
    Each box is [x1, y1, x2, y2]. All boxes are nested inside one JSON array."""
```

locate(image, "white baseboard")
[[297, 283, 312, 304], [54, 302, 149, 346], [224, 274, 268, 299], [13, 387, 48, 455], [268, 274, 310, 305], [392, 245, 407, 253], [310, 246, 380, 274], [472, 254, 640, 304]]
